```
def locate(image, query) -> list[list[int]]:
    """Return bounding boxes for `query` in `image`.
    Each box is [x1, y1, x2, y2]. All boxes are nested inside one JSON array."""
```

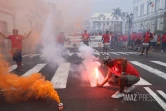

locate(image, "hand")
[[96, 83, 103, 87]]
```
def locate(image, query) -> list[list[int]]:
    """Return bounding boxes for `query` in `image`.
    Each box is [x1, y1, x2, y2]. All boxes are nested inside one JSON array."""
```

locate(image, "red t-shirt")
[[8, 35, 24, 49], [102, 34, 110, 43], [144, 32, 152, 43], [131, 34, 137, 41], [110, 61, 140, 77], [118, 36, 123, 41], [57, 35, 65, 44], [137, 33, 142, 40], [162, 35, 166, 42], [157, 35, 161, 42], [123, 35, 128, 41], [82, 33, 90, 41]]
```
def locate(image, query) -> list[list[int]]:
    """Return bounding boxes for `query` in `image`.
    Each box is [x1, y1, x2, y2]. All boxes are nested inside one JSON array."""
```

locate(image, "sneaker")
[[124, 85, 135, 93], [161, 50, 163, 52], [111, 91, 124, 98]]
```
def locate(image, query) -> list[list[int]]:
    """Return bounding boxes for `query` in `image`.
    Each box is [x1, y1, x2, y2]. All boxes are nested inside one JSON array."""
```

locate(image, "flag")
[[150, 2, 154, 7]]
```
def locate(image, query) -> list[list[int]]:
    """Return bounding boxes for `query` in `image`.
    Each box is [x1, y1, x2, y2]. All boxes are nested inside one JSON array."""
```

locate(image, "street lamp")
[[126, 13, 134, 42]]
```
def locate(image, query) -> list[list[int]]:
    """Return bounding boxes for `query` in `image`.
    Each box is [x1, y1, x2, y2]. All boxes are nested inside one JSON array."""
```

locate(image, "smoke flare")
[[0, 55, 60, 103]]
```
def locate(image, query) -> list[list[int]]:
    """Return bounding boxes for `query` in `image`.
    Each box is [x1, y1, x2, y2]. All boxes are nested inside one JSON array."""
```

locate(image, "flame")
[[95, 68, 99, 79], [0, 54, 60, 103]]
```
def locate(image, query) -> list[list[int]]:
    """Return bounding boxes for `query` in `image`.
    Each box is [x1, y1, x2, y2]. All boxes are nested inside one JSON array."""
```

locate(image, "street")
[[0, 47, 166, 111]]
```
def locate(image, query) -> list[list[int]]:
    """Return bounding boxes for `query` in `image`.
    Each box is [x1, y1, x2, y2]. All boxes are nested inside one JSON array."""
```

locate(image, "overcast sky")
[[92, 0, 133, 13]]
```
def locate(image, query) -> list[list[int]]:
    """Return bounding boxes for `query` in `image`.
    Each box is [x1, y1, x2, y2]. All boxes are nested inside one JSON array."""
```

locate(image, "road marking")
[[22, 64, 46, 77], [93, 49, 100, 56], [22, 54, 31, 57], [144, 87, 166, 111], [117, 52, 129, 55], [29, 54, 40, 58], [130, 61, 166, 80], [9, 64, 24, 72], [135, 77, 152, 85], [157, 90, 166, 100], [51, 63, 70, 89], [109, 52, 119, 55], [151, 61, 166, 67], [127, 52, 139, 55]]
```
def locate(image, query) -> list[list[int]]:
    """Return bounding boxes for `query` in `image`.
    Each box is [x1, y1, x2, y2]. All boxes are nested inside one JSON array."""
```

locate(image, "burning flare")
[[95, 68, 99, 85], [0, 54, 60, 103]]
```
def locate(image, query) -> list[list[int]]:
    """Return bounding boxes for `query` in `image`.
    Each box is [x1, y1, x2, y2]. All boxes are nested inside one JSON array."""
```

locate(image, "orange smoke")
[[0, 55, 60, 103]]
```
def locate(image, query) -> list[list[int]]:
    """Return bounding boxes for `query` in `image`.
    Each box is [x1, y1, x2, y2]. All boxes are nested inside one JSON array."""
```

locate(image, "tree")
[[112, 7, 122, 32]]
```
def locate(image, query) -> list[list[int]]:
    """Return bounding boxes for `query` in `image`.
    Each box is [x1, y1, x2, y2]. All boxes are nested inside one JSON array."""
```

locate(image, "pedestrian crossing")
[[8, 60, 166, 89], [100, 52, 140, 55], [22, 51, 140, 59]]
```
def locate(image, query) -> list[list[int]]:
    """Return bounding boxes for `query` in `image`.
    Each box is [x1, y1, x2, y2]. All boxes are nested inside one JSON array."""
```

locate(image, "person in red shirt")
[[102, 31, 110, 55], [97, 57, 140, 98], [140, 30, 153, 56], [56, 32, 65, 45], [156, 34, 161, 48], [161, 32, 166, 52], [136, 32, 142, 51], [130, 32, 137, 49], [0, 29, 32, 71], [82, 30, 90, 46]]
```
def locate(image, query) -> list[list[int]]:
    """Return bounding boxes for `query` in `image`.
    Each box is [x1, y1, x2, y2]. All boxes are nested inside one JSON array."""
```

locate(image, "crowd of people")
[[111, 30, 166, 53]]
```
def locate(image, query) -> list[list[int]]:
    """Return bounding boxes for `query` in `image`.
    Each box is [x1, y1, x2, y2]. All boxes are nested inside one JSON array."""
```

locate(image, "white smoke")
[[40, 9, 66, 67], [70, 43, 101, 82]]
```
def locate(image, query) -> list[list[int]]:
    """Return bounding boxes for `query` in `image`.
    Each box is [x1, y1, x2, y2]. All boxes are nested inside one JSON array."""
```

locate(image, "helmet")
[[103, 56, 112, 65]]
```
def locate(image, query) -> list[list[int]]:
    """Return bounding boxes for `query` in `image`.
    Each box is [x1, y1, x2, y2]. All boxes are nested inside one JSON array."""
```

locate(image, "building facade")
[[85, 13, 123, 34], [133, 0, 166, 33]]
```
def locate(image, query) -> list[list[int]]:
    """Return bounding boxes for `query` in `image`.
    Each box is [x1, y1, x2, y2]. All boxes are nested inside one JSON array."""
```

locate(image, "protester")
[[135, 32, 142, 51], [130, 32, 137, 50], [161, 32, 166, 52], [156, 34, 161, 48], [123, 34, 128, 50], [140, 29, 153, 56], [56, 32, 65, 46], [102, 31, 110, 55], [0, 29, 32, 71], [82, 30, 90, 46], [97, 57, 140, 98]]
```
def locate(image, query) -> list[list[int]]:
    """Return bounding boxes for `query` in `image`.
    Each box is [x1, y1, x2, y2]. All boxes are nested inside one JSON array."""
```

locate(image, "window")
[[107, 22, 109, 25], [135, 6, 138, 18], [140, 4, 144, 16], [155, 0, 160, 11]]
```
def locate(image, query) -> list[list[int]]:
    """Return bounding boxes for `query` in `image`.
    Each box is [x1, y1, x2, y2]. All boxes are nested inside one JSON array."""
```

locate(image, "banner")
[[64, 36, 103, 48]]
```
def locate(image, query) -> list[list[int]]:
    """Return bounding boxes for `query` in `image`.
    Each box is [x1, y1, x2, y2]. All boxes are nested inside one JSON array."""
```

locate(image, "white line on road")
[[127, 52, 140, 55], [117, 52, 129, 55], [9, 64, 24, 72], [109, 52, 119, 55], [157, 90, 166, 100], [135, 77, 152, 85], [51, 63, 70, 89], [144, 87, 166, 111], [22, 64, 46, 77], [130, 61, 166, 80], [151, 61, 166, 67], [22, 54, 31, 57], [29, 54, 40, 58]]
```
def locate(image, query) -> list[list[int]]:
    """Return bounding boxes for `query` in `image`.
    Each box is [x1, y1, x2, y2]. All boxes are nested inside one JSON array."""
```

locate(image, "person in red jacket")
[[97, 57, 140, 98], [102, 31, 110, 55], [56, 32, 65, 45], [140, 30, 153, 56], [161, 32, 166, 52]]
